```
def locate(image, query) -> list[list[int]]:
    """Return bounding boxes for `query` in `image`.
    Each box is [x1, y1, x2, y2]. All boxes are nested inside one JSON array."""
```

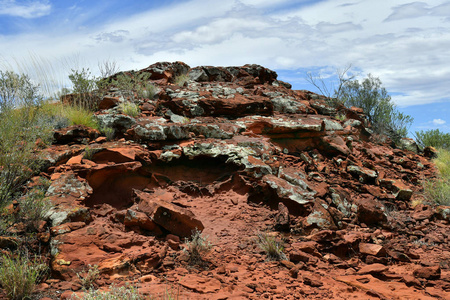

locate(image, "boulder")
[[359, 243, 387, 257], [413, 266, 441, 280], [134, 190, 204, 238]]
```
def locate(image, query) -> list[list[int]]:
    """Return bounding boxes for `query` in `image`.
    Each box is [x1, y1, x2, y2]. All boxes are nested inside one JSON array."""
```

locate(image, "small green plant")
[[16, 185, 53, 232], [335, 113, 346, 122], [101, 126, 115, 141], [183, 229, 213, 265], [77, 264, 100, 290], [0, 253, 48, 300], [83, 147, 95, 160], [423, 148, 450, 205], [174, 74, 190, 86], [71, 284, 144, 300], [256, 231, 287, 261], [118, 101, 140, 117], [112, 72, 157, 101]]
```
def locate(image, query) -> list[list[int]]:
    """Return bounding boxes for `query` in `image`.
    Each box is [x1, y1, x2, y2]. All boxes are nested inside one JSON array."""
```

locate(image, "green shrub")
[[112, 72, 157, 101], [414, 129, 450, 150], [83, 147, 95, 160], [174, 74, 190, 86], [335, 113, 346, 122], [423, 149, 450, 205], [77, 264, 100, 290], [16, 185, 53, 232], [338, 74, 413, 142], [71, 284, 144, 300], [68, 68, 99, 110], [41, 102, 98, 130], [101, 126, 115, 141], [118, 101, 140, 117], [65, 105, 99, 129], [306, 68, 413, 143], [0, 253, 48, 300], [183, 229, 213, 265], [0, 71, 53, 207], [256, 231, 287, 261]]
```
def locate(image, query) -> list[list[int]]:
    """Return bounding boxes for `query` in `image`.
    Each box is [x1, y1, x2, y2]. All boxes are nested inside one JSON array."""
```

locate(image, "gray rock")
[[95, 113, 136, 133]]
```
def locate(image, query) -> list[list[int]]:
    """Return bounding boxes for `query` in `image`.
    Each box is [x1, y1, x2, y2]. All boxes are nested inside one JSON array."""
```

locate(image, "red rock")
[[423, 146, 438, 159], [124, 209, 162, 233], [179, 275, 221, 293], [379, 178, 413, 200], [321, 135, 350, 156], [291, 241, 319, 255], [413, 265, 441, 280], [359, 243, 387, 257], [302, 274, 323, 287], [356, 195, 387, 225], [53, 125, 99, 144], [412, 204, 435, 221], [98, 96, 120, 109], [274, 202, 290, 231], [0, 236, 19, 249], [402, 275, 422, 287], [347, 165, 377, 183], [289, 250, 311, 263], [357, 263, 389, 275], [134, 189, 204, 238], [66, 155, 83, 165]]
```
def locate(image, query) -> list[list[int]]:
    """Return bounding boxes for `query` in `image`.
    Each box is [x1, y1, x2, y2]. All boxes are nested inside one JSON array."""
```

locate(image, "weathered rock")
[[134, 190, 204, 238], [95, 113, 136, 134], [359, 243, 387, 257], [274, 202, 290, 231], [357, 263, 389, 275], [53, 125, 99, 145], [124, 209, 162, 234], [436, 206, 450, 221], [347, 165, 377, 183], [98, 96, 120, 110], [413, 265, 441, 280], [356, 195, 387, 225], [302, 274, 323, 287], [398, 138, 421, 154], [379, 179, 413, 200]]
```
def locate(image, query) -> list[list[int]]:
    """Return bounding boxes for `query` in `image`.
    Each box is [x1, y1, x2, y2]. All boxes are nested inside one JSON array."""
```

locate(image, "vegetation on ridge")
[[414, 129, 450, 150], [306, 68, 413, 143]]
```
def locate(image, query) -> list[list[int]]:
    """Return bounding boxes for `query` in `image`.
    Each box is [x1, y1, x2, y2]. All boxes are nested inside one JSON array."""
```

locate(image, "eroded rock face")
[[9, 62, 449, 299]]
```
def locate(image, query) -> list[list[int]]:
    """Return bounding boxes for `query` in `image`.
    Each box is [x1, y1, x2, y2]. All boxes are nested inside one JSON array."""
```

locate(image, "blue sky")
[[1, 0, 450, 136]]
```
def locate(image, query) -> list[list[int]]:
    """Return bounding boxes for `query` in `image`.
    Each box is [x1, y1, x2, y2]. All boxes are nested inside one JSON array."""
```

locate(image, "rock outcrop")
[[3, 62, 449, 299]]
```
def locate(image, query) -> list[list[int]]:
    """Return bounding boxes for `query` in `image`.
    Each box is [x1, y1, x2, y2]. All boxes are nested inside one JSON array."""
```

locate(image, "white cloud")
[[432, 119, 446, 125], [316, 21, 362, 34], [385, 2, 430, 21], [93, 30, 130, 43], [0, 0, 50, 18], [0, 0, 449, 110]]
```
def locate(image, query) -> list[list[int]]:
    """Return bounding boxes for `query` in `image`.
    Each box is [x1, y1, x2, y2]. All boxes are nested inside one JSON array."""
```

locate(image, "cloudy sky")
[[1, 0, 449, 135]]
